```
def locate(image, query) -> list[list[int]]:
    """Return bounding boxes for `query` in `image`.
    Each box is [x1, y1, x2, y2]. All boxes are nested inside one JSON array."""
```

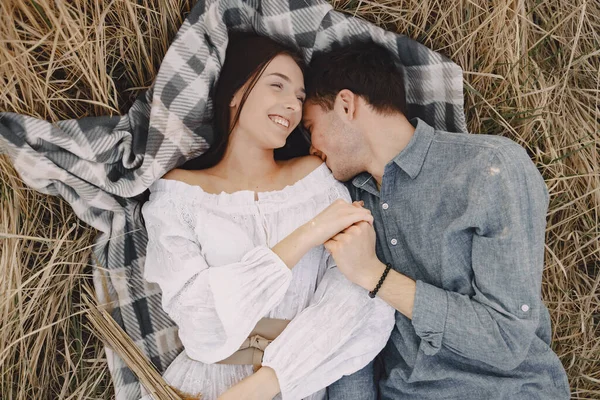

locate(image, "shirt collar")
[[351, 118, 435, 190], [351, 172, 379, 197], [391, 117, 434, 180]]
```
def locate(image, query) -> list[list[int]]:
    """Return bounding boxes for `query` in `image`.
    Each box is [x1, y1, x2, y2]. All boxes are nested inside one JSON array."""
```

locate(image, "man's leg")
[[327, 358, 380, 400]]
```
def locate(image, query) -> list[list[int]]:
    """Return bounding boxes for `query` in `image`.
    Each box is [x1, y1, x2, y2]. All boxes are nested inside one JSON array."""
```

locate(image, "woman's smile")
[[268, 114, 290, 129]]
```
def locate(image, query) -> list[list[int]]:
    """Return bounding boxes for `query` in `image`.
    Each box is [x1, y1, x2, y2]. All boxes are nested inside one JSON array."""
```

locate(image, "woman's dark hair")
[[135, 32, 308, 219]]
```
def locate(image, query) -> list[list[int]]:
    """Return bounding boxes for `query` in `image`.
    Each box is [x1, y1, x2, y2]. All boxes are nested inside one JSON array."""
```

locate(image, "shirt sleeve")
[[262, 183, 396, 400], [142, 191, 293, 364], [411, 142, 550, 370]]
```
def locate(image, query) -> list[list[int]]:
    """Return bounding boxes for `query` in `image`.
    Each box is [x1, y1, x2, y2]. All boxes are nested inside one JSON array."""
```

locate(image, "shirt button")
[[382, 203, 389, 210], [521, 304, 530, 312], [390, 238, 398, 246]]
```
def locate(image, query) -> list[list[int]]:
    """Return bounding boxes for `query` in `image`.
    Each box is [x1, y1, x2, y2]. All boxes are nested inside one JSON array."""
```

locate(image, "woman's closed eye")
[[271, 82, 305, 103]]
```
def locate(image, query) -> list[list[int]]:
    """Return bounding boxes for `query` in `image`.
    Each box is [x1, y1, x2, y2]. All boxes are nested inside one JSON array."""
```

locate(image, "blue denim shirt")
[[328, 119, 570, 399]]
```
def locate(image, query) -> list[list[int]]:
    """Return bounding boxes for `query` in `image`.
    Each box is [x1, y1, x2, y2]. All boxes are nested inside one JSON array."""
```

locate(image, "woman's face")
[[230, 54, 305, 150]]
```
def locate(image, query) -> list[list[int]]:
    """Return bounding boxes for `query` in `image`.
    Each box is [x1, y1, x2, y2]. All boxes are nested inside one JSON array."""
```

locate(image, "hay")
[[82, 292, 186, 400], [0, 0, 598, 399]]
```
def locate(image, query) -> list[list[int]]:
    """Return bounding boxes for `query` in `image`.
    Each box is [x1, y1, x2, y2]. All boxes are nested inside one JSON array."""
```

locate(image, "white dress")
[[140, 163, 395, 400]]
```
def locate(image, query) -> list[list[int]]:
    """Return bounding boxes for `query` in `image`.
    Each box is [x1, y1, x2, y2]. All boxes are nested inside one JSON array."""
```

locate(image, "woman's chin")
[[270, 136, 289, 150]]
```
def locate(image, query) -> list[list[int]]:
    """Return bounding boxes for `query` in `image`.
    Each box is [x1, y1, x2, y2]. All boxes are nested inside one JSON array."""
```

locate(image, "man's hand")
[[324, 220, 386, 291], [325, 216, 417, 319], [217, 366, 280, 400]]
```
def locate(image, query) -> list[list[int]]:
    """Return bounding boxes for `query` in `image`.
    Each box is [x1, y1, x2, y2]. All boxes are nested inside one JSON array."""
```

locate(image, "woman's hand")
[[302, 199, 373, 247], [272, 200, 371, 269], [217, 366, 280, 400]]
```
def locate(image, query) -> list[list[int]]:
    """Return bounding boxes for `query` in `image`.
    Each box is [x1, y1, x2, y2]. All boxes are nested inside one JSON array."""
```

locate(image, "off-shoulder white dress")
[[140, 163, 395, 400]]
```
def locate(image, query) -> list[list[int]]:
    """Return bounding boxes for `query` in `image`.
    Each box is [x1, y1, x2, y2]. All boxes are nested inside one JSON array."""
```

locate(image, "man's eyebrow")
[[266, 72, 306, 94]]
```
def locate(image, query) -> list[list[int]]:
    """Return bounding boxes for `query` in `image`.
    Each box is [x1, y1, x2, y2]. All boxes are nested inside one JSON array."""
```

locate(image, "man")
[[301, 41, 570, 399]]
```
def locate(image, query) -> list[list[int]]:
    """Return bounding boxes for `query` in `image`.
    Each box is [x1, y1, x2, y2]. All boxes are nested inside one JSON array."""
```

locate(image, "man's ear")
[[335, 89, 357, 121]]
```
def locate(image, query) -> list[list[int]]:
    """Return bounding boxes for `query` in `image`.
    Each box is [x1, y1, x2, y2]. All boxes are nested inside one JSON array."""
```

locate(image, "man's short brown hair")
[[305, 40, 406, 115]]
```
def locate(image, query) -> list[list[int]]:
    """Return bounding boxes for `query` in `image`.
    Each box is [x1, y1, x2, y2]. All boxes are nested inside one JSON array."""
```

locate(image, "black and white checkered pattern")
[[0, 0, 466, 398]]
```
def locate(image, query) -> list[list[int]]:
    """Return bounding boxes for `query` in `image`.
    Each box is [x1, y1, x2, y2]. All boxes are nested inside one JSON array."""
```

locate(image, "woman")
[[140, 33, 394, 400]]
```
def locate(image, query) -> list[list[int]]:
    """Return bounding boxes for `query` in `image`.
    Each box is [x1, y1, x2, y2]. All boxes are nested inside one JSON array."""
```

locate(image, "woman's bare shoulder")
[[161, 168, 213, 188], [284, 155, 324, 179], [163, 168, 193, 182]]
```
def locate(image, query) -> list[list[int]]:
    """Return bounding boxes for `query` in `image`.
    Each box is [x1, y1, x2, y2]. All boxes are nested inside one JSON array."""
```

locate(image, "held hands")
[[303, 199, 373, 248], [326, 204, 417, 317], [274, 199, 377, 277], [324, 211, 383, 290], [271, 199, 371, 270]]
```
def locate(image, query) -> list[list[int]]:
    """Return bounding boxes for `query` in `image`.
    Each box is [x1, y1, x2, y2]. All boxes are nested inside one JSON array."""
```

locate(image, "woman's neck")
[[209, 139, 281, 188]]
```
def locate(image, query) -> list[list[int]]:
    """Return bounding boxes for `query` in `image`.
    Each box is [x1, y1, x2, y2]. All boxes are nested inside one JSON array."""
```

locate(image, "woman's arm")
[[162, 165, 373, 271], [261, 262, 395, 399], [218, 256, 395, 400], [143, 191, 295, 364], [217, 367, 280, 400], [272, 198, 373, 268], [143, 188, 373, 364], [218, 182, 394, 400]]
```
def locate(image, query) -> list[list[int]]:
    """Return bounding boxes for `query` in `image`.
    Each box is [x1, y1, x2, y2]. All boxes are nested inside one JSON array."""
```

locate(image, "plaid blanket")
[[0, 0, 466, 398]]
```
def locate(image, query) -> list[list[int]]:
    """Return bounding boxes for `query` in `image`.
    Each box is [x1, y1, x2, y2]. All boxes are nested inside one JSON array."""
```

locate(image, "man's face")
[[303, 101, 365, 182]]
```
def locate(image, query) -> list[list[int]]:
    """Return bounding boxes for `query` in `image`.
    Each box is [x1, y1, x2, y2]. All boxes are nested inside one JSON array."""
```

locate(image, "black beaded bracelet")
[[369, 263, 392, 298]]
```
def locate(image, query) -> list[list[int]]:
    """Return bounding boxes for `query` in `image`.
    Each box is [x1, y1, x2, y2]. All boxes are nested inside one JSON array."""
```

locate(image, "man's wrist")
[[358, 259, 388, 291]]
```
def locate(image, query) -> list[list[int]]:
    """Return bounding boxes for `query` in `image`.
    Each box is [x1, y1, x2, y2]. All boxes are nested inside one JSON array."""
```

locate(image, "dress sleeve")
[[261, 182, 396, 400], [142, 190, 293, 364]]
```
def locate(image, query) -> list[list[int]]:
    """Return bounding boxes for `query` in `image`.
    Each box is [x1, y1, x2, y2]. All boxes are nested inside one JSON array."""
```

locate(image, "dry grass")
[[0, 156, 109, 398], [83, 293, 184, 400], [0, 0, 598, 399]]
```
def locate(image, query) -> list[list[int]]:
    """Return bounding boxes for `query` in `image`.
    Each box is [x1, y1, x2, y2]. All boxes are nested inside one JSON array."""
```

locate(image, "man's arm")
[[330, 143, 550, 371], [346, 258, 416, 320]]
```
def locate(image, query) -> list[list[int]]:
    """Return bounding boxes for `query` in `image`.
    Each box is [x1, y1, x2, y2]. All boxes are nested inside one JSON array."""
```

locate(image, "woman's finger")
[[344, 212, 373, 229]]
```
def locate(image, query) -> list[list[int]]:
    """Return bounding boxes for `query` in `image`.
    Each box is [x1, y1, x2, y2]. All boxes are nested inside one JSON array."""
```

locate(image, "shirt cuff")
[[411, 280, 449, 356]]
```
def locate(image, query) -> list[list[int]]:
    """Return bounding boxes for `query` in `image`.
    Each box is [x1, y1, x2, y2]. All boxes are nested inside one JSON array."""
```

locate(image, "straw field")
[[1, 0, 598, 399]]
